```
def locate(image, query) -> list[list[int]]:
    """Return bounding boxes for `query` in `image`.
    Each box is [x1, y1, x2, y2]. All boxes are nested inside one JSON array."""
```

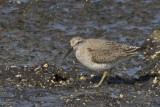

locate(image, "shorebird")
[[64, 37, 143, 87]]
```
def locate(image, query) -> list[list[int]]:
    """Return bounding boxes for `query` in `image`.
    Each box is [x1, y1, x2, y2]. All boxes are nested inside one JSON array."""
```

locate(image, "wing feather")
[[87, 42, 139, 64]]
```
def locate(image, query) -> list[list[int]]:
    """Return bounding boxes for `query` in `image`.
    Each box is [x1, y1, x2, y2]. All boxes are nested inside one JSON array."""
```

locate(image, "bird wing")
[[87, 42, 139, 64]]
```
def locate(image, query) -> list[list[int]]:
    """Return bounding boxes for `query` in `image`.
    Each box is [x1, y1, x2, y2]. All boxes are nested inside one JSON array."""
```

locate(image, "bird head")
[[64, 37, 84, 59]]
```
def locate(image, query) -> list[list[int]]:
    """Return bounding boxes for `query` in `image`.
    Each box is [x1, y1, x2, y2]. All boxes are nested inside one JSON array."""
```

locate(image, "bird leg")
[[93, 71, 109, 87], [106, 69, 111, 82]]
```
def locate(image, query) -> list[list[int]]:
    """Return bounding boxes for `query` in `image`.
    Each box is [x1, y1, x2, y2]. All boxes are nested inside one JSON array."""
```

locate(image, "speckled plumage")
[[66, 36, 140, 87], [70, 37, 139, 71]]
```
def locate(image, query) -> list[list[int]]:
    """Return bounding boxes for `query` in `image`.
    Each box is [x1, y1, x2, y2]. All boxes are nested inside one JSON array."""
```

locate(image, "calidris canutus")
[[64, 37, 144, 87]]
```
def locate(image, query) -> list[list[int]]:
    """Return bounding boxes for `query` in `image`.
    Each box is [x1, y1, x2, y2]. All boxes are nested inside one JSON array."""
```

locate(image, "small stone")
[[15, 74, 22, 77], [43, 64, 48, 68], [76, 98, 80, 101], [143, 52, 147, 54], [24, 67, 27, 71], [126, 101, 129, 103], [75, 69, 78, 72], [80, 76, 86, 81], [120, 93, 123, 98], [73, 60, 76, 65], [11, 66, 17, 68], [21, 79, 27, 82], [66, 99, 70, 103], [16, 84, 20, 87], [150, 54, 158, 60], [70, 94, 73, 98], [117, 100, 120, 104], [151, 70, 155, 74], [147, 101, 151, 105], [158, 70, 160, 75], [109, 103, 113, 106], [28, 84, 33, 88], [138, 91, 141, 94], [51, 80, 55, 84], [91, 74, 94, 77], [153, 77, 158, 84], [123, 68, 127, 71], [147, 38, 150, 41], [61, 96, 67, 99], [69, 78, 74, 81]]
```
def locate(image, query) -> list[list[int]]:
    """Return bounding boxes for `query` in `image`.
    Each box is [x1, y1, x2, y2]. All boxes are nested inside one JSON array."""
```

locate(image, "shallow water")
[[0, 0, 160, 106], [0, 0, 160, 67]]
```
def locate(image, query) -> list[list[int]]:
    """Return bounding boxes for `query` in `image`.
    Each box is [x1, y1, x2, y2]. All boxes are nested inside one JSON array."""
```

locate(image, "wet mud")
[[0, 61, 160, 106], [0, 0, 160, 106], [1, 31, 160, 106]]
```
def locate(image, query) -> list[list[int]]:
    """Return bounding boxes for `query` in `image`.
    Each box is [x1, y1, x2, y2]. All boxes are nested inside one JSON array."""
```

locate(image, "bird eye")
[[76, 41, 82, 45]]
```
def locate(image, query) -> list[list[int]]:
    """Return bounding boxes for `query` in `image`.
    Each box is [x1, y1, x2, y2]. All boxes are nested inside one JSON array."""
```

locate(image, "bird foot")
[[93, 84, 101, 88]]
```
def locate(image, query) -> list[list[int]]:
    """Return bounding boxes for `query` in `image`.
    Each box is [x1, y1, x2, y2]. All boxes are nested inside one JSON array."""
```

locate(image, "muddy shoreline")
[[0, 0, 160, 106], [0, 63, 159, 106]]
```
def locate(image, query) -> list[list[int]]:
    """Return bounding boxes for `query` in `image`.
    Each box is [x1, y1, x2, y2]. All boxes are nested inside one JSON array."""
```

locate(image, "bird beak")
[[63, 47, 73, 59]]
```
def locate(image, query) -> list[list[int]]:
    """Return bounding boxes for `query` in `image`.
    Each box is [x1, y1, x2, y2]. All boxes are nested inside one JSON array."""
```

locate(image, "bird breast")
[[75, 46, 112, 71]]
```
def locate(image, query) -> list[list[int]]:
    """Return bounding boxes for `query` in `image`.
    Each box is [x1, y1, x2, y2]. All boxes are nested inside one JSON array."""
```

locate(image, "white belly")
[[76, 49, 113, 71]]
